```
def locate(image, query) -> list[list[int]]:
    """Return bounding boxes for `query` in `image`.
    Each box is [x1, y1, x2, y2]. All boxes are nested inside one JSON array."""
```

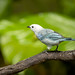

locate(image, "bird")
[[27, 24, 75, 52]]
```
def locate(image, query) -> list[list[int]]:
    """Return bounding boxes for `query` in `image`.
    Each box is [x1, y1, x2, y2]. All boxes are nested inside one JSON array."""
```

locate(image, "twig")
[[0, 50, 75, 75]]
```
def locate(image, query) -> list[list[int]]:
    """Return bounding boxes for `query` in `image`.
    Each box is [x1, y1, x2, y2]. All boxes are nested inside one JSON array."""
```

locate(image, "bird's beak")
[[27, 26, 30, 28]]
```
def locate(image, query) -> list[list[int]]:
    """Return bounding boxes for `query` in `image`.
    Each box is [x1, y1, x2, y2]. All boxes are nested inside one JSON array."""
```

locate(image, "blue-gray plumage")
[[27, 24, 75, 51]]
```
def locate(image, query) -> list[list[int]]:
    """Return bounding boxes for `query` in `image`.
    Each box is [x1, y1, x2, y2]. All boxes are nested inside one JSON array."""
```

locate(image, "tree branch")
[[0, 50, 75, 75]]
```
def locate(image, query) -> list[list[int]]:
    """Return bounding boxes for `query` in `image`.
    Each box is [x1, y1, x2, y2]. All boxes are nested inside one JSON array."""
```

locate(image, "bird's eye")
[[32, 26, 34, 28]]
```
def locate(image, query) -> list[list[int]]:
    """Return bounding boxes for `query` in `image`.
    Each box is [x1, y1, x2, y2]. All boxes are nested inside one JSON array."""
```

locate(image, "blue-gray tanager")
[[27, 24, 75, 51]]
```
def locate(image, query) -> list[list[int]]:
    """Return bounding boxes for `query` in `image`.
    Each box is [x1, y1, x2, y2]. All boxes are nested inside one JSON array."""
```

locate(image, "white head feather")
[[29, 24, 44, 33]]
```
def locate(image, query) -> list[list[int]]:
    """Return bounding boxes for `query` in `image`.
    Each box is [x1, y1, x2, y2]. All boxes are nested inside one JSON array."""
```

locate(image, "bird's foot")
[[55, 49, 58, 52], [42, 49, 49, 54], [42, 49, 48, 52], [54, 49, 61, 52], [55, 45, 59, 52]]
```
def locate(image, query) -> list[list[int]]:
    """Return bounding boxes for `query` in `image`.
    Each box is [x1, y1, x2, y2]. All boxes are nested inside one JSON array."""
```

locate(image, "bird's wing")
[[39, 29, 54, 35], [45, 32, 63, 40], [38, 29, 64, 41], [37, 29, 54, 39]]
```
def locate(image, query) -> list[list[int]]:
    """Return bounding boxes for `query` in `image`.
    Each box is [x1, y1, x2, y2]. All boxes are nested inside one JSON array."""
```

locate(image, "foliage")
[[0, 13, 75, 64]]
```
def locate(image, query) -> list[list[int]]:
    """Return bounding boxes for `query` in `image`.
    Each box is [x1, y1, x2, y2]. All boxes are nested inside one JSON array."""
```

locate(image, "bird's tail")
[[65, 38, 75, 41]]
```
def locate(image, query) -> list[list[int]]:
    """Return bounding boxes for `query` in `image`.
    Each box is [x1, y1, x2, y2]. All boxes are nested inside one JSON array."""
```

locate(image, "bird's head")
[[27, 24, 44, 32]]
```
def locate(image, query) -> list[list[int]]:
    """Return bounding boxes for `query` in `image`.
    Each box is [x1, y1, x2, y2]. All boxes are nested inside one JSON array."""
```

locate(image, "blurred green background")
[[0, 0, 75, 75]]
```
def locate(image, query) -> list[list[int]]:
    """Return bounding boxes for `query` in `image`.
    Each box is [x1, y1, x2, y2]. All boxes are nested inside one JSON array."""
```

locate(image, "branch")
[[0, 50, 75, 75]]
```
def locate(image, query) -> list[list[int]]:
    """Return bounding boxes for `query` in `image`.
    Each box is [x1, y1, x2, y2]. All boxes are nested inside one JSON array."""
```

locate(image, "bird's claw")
[[55, 49, 58, 51], [42, 49, 49, 55]]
